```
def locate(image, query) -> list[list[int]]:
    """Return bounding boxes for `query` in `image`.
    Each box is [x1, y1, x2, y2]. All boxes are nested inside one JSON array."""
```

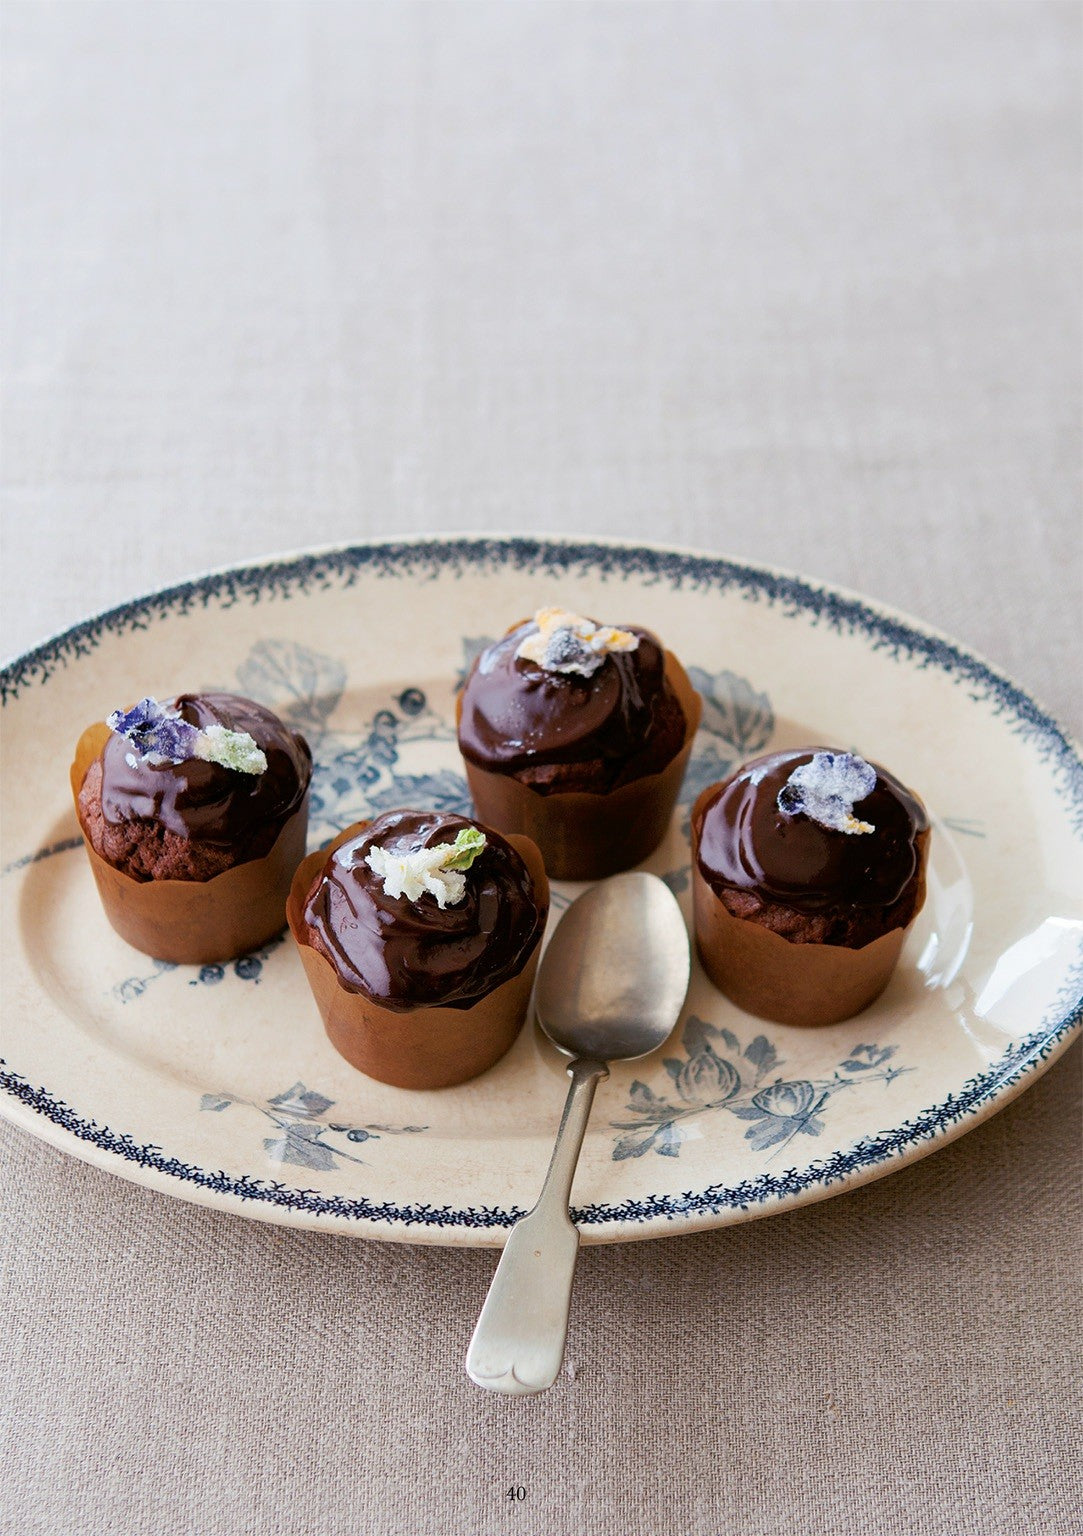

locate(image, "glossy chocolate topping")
[[457, 620, 684, 778], [99, 692, 311, 857], [693, 749, 928, 913], [301, 811, 546, 1011]]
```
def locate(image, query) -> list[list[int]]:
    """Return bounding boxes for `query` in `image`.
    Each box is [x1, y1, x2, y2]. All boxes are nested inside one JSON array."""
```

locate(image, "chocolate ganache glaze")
[[458, 620, 685, 792], [98, 692, 311, 859], [301, 811, 546, 1011], [694, 749, 928, 931]]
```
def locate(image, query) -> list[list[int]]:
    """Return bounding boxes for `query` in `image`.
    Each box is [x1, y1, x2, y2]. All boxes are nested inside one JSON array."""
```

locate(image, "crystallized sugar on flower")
[[365, 827, 488, 909], [777, 752, 877, 835], [194, 724, 267, 775], [515, 607, 639, 678], [107, 697, 267, 775], [108, 698, 196, 763]]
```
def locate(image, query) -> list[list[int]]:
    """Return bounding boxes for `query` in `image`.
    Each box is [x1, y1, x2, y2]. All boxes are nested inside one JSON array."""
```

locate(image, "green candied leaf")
[[439, 826, 487, 871], [195, 725, 268, 775]]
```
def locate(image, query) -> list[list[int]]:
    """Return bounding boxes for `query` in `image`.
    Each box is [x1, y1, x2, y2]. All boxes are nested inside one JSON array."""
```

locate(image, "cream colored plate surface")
[[2, 537, 1081, 1245]]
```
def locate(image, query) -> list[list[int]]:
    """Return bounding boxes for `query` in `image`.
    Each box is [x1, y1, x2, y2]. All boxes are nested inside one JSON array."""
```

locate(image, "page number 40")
[[506, 1486, 527, 1502]]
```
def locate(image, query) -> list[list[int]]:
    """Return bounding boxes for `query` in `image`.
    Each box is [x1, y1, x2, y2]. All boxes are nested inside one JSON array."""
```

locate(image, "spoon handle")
[[465, 1057, 609, 1395]]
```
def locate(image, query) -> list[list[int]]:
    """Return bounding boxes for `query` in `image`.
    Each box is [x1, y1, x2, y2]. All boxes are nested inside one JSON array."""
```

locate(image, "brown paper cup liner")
[[689, 799, 930, 1027], [287, 823, 550, 1089], [692, 865, 912, 1027], [71, 723, 310, 965], [458, 649, 703, 881]]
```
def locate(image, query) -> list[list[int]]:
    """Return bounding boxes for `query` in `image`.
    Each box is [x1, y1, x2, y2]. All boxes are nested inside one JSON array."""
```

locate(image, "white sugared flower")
[[515, 607, 639, 678], [777, 751, 877, 835], [365, 826, 487, 909]]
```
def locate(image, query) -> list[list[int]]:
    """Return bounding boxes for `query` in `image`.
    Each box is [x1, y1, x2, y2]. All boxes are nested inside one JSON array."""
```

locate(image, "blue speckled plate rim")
[[1, 534, 1081, 1241]]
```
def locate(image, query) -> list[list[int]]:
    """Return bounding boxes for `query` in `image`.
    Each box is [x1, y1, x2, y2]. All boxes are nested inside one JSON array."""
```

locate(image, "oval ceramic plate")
[[2, 537, 1081, 1246]]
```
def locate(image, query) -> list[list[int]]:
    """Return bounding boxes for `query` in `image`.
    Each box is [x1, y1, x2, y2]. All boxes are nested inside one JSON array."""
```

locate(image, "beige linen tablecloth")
[[2, 4, 1080, 1533]]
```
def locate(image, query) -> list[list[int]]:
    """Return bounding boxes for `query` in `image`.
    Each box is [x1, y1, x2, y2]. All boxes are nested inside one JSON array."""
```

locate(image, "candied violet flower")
[[109, 697, 160, 736], [107, 696, 267, 775], [107, 697, 201, 764], [515, 607, 639, 678], [777, 751, 877, 835], [544, 627, 602, 675]]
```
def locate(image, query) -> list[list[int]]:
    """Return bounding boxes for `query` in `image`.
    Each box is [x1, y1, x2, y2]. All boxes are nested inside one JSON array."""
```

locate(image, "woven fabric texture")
[[1, 4, 1080, 1534]]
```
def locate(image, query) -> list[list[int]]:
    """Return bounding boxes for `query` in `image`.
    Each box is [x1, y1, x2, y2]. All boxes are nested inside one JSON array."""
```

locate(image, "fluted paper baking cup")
[[690, 801, 929, 1027], [71, 723, 309, 965], [287, 823, 549, 1090], [459, 649, 702, 881]]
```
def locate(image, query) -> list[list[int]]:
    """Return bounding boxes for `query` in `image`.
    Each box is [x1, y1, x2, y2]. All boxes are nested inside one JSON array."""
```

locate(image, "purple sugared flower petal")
[[108, 697, 162, 736], [777, 751, 877, 835], [107, 696, 201, 764]]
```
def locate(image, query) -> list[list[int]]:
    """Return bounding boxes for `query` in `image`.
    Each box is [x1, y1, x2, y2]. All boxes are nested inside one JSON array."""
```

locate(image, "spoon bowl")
[[466, 872, 690, 1395], [535, 871, 691, 1061]]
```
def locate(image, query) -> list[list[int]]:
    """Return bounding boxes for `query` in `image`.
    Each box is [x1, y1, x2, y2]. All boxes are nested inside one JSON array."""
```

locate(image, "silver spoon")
[[465, 871, 690, 1395]]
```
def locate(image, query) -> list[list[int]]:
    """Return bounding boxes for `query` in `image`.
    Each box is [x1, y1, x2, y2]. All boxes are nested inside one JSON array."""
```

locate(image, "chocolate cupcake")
[[288, 811, 548, 1089], [691, 749, 929, 1026], [457, 608, 701, 879], [72, 693, 312, 963]]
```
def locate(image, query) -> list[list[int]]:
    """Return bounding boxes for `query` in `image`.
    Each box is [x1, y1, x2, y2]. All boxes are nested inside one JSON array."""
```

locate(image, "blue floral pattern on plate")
[[113, 934, 288, 1003], [233, 637, 469, 841], [611, 1020, 910, 1161], [200, 1081, 426, 1172]]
